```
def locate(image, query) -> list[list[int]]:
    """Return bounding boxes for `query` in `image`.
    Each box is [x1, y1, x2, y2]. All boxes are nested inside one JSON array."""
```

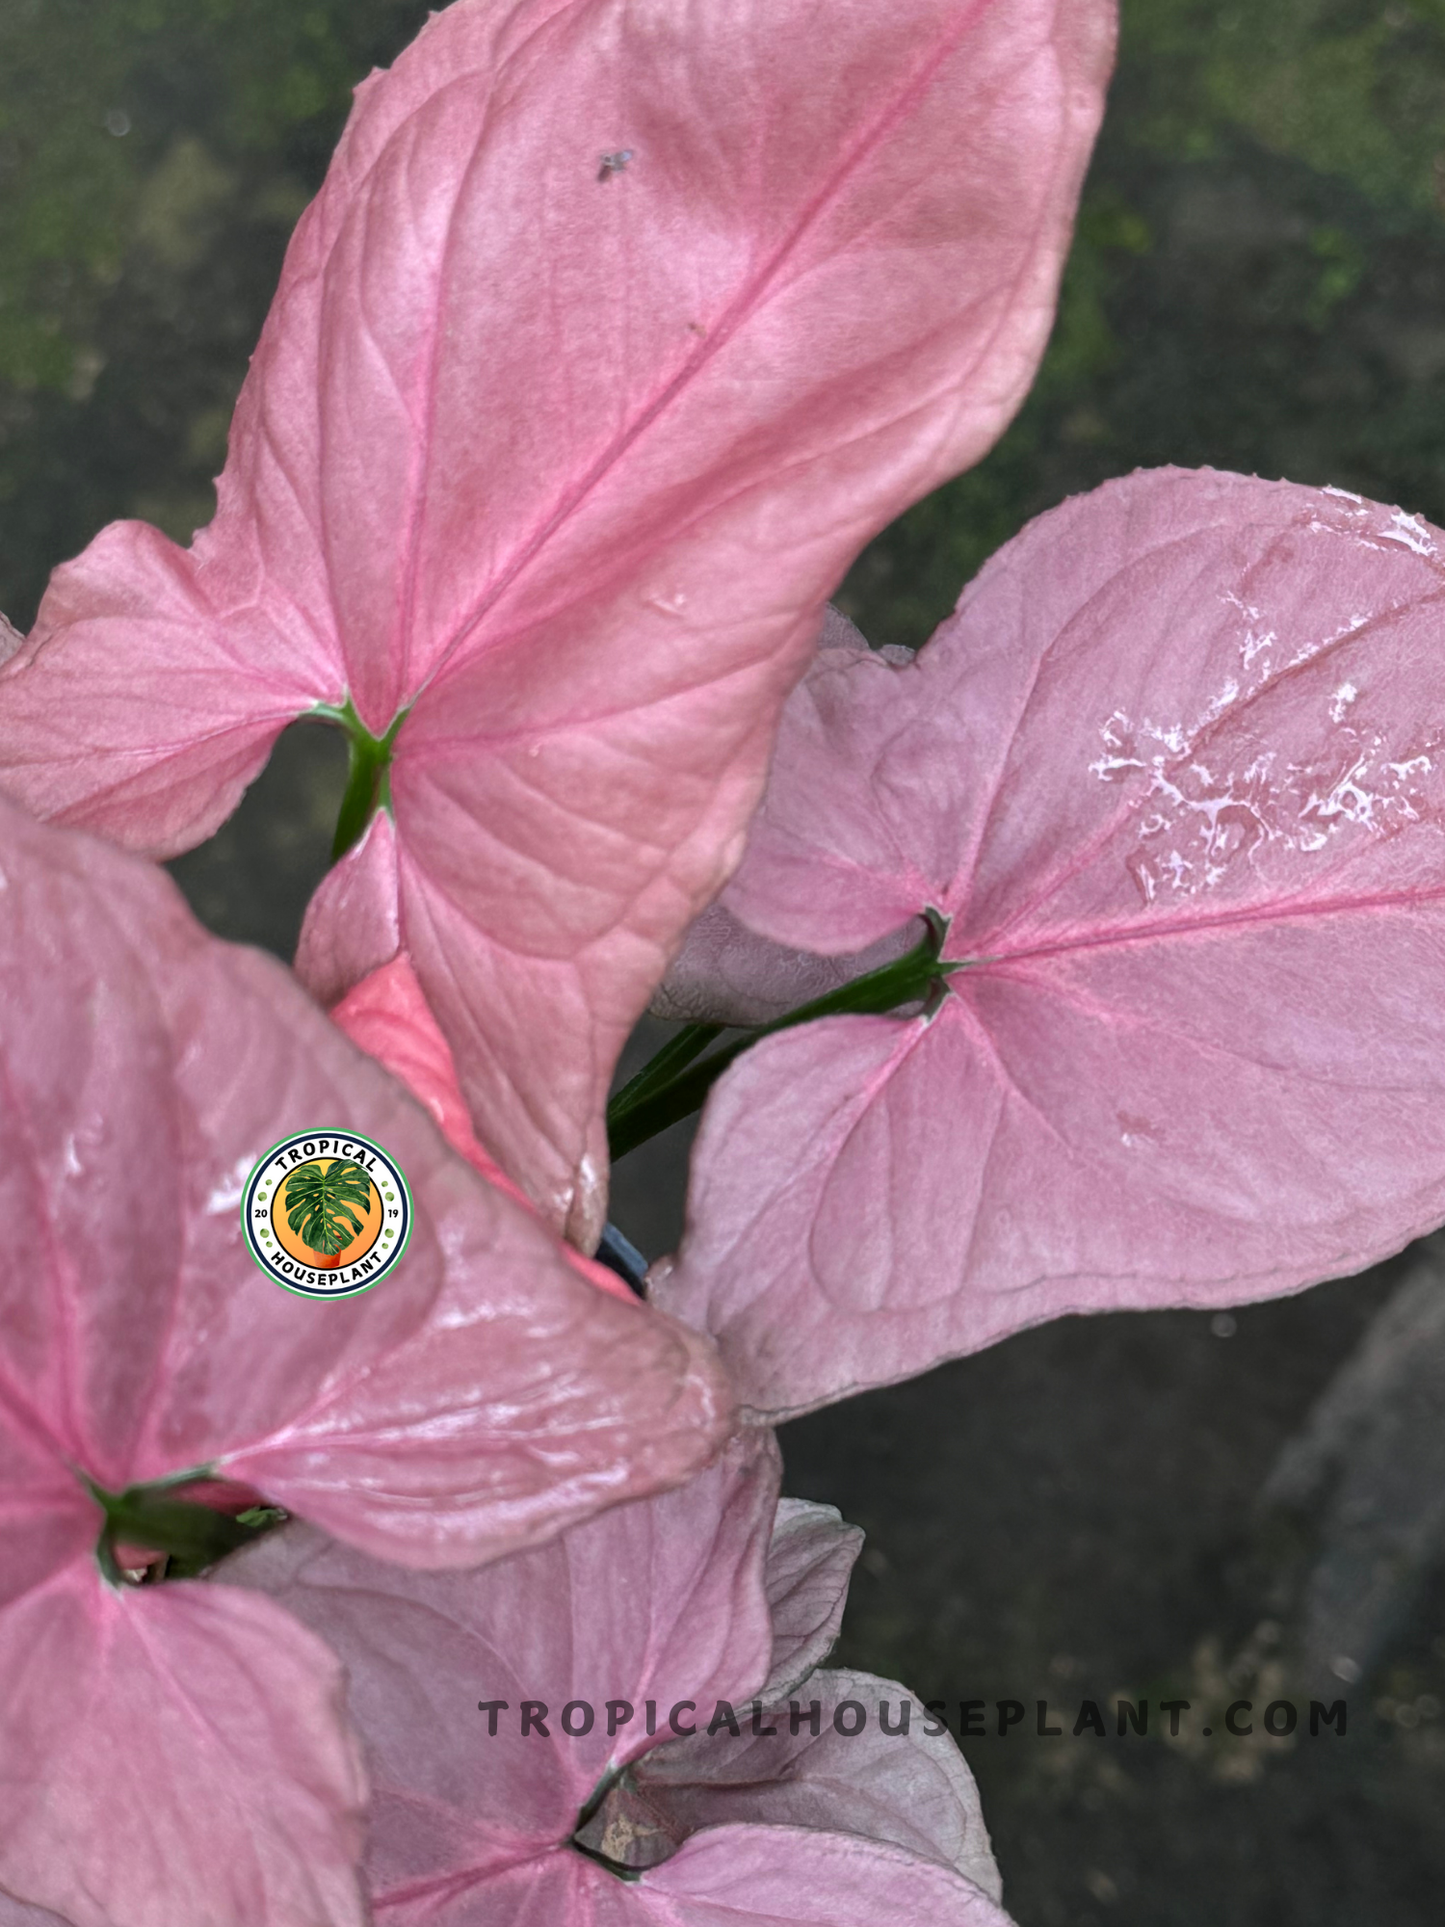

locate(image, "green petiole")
[[607, 911, 958, 1162], [89, 1476, 286, 1584], [311, 697, 411, 862]]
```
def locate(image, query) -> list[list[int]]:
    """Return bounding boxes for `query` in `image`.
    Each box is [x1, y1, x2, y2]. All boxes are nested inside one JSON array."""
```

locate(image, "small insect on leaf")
[[597, 148, 634, 182], [283, 1158, 374, 1258]]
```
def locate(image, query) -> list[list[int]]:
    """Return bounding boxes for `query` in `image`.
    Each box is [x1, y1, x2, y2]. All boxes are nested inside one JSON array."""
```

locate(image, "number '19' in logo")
[[241, 1130, 412, 1297]]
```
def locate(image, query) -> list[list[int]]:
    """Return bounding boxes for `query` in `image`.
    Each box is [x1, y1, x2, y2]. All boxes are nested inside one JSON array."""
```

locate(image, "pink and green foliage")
[[224, 1429, 1014, 1926], [0, 0, 1117, 1247], [0, 795, 730, 1927], [653, 469, 1445, 1417]]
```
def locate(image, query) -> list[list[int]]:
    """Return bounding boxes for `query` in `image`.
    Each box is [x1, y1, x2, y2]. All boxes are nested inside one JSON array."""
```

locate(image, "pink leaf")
[[0, 521, 337, 858], [656, 469, 1445, 1416], [222, 1429, 782, 1905], [329, 953, 637, 1302], [653, 607, 928, 1021], [294, 808, 404, 1010], [635, 1826, 1015, 1926], [0, 795, 733, 1915], [0, 1894, 72, 1925], [0, 1567, 367, 1927], [1, 0, 1116, 1243], [227, 1430, 1015, 1924], [651, 899, 927, 1028], [0, 793, 730, 1552], [638, 1670, 1002, 1901], [759, 1500, 863, 1703]]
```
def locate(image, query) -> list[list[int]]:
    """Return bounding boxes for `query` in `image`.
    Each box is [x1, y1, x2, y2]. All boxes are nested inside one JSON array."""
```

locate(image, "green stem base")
[[311, 697, 410, 862], [607, 911, 960, 1161]]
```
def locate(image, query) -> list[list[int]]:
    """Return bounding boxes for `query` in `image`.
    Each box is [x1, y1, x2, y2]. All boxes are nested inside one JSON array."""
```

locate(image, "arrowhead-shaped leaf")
[[0, 0, 1116, 1244], [226, 1431, 1017, 1926], [0, 794, 734, 1920], [655, 469, 1445, 1416]]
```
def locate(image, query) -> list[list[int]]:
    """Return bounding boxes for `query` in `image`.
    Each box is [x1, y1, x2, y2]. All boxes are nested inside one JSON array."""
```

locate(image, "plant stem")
[[607, 1022, 723, 1122], [89, 1478, 285, 1583], [607, 914, 954, 1161], [312, 698, 410, 861]]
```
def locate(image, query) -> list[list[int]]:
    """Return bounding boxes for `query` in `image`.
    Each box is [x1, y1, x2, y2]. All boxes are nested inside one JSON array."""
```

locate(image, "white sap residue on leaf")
[[62, 1135, 82, 1178], [1379, 509, 1437, 558], [1090, 693, 1442, 910], [1089, 541, 1441, 908], [646, 587, 688, 617], [1286, 613, 1370, 677], [1212, 680, 1239, 717], [1088, 710, 1146, 782], [1322, 485, 1365, 505], [206, 1152, 258, 1216], [1303, 757, 1383, 831], [1124, 849, 1158, 904]]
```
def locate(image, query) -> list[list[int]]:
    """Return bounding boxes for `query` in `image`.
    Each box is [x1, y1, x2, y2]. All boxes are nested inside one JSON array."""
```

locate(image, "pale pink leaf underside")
[[657, 470, 1445, 1416], [635, 1826, 1015, 1926], [346, 1831, 1016, 1927]]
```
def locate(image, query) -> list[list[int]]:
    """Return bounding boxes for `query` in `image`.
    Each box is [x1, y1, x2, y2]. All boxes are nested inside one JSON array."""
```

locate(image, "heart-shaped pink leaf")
[[655, 469, 1445, 1416], [0, 796, 732, 1919], [0, 0, 1116, 1245], [227, 1429, 1015, 1925]]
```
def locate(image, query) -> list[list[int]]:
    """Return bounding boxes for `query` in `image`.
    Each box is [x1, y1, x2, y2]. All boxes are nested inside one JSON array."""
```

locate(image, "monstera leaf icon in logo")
[[284, 1159, 374, 1267], [241, 1130, 412, 1297]]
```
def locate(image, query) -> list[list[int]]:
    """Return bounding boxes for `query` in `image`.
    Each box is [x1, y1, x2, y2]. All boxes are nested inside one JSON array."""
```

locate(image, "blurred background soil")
[[4, 2, 1445, 1919]]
